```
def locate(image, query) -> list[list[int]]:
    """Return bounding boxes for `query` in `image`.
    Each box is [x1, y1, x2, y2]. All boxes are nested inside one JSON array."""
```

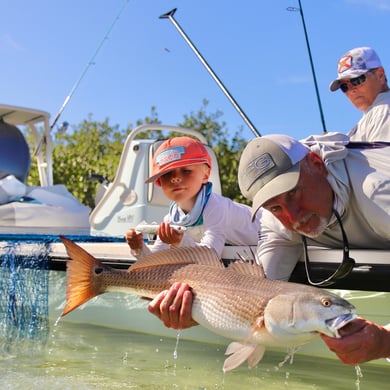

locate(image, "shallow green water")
[[1, 321, 388, 390]]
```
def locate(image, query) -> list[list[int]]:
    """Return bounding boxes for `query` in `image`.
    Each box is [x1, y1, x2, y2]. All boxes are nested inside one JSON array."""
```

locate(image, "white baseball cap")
[[329, 46, 382, 92]]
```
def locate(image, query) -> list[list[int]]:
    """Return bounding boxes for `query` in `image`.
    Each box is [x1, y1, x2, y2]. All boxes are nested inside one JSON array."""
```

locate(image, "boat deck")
[[1, 234, 388, 292]]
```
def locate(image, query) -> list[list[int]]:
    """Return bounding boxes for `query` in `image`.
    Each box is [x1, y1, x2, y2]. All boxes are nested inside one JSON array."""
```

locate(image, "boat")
[[0, 104, 91, 236], [0, 103, 389, 365]]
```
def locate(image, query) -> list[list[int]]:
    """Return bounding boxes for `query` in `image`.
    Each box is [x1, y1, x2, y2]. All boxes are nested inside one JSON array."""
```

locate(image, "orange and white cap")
[[145, 136, 212, 184]]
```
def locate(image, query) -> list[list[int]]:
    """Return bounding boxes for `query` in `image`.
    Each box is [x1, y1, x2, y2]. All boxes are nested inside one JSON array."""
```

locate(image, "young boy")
[[126, 136, 260, 258]]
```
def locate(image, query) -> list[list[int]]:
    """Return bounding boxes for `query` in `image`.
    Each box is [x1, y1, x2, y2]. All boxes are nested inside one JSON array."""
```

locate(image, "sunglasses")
[[339, 74, 367, 93]]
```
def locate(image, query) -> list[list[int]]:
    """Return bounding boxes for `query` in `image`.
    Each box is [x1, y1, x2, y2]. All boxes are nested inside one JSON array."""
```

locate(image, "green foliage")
[[26, 101, 250, 208], [177, 99, 250, 205], [51, 116, 126, 208]]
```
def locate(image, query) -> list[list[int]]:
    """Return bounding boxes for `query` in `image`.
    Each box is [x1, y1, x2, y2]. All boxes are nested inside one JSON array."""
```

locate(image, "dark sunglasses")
[[340, 74, 367, 93]]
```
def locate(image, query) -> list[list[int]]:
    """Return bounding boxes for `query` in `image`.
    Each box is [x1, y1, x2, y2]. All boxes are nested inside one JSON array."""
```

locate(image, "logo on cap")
[[156, 146, 185, 167], [338, 55, 352, 74], [245, 153, 275, 190]]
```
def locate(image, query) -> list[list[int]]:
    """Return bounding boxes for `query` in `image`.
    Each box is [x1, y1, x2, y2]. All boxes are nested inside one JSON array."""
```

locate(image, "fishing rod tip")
[[159, 8, 177, 19]]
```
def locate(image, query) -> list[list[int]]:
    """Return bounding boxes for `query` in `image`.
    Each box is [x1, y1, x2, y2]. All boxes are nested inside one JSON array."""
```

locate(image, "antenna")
[[160, 8, 261, 137], [287, 0, 327, 134]]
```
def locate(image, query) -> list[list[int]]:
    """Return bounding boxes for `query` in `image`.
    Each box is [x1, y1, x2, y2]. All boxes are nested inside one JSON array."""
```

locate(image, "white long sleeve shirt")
[[348, 90, 390, 142], [135, 192, 260, 259]]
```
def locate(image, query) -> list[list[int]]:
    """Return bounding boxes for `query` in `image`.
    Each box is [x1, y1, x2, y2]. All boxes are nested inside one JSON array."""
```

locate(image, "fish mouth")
[[325, 313, 357, 338]]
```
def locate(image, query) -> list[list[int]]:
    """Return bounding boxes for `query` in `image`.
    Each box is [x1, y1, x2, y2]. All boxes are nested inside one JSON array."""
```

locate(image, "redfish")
[[59, 236, 355, 371]]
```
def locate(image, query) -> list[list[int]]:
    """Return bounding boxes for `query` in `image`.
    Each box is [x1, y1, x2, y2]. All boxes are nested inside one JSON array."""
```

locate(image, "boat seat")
[[0, 119, 31, 183]]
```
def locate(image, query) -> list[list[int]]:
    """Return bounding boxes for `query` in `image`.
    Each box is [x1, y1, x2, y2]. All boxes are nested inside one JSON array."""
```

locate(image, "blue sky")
[[2, 0, 389, 142]]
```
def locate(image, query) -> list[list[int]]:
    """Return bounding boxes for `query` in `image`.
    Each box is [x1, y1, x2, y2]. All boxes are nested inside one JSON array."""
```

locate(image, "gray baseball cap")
[[329, 47, 382, 92], [238, 134, 309, 220]]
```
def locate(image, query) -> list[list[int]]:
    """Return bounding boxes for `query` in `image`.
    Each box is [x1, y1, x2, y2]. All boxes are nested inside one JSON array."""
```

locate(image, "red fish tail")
[[59, 236, 105, 316]]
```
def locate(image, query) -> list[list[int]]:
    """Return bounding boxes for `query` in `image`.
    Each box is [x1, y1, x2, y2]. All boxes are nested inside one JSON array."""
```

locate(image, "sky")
[[2, 0, 390, 142]]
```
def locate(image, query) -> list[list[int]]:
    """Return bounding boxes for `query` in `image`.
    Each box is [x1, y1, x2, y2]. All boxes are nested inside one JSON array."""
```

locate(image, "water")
[[1, 320, 389, 390], [1, 251, 389, 390], [0, 242, 49, 348]]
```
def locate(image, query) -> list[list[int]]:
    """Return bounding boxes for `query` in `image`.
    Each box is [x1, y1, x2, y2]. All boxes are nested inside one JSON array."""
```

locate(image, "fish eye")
[[95, 267, 104, 275], [321, 297, 332, 307]]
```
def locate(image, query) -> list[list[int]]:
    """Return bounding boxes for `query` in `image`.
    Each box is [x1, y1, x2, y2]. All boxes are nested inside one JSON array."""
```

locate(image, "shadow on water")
[[0, 321, 389, 390]]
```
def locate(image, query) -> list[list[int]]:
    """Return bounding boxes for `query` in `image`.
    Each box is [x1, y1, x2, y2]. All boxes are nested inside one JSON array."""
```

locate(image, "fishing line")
[[33, 0, 130, 157], [50, 0, 130, 131]]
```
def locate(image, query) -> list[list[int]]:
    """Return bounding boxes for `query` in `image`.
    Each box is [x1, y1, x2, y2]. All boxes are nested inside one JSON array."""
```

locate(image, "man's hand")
[[148, 282, 198, 329], [321, 317, 390, 364]]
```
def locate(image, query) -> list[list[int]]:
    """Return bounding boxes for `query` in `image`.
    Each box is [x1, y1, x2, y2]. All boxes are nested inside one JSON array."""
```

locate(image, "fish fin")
[[223, 342, 257, 372], [254, 316, 265, 330], [246, 345, 266, 368], [225, 341, 245, 355], [226, 248, 265, 278], [129, 246, 224, 272], [59, 236, 106, 317], [227, 261, 265, 279]]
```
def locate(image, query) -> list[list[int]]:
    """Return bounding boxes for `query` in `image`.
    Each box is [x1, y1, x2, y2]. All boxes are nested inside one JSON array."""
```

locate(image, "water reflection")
[[1, 321, 388, 389]]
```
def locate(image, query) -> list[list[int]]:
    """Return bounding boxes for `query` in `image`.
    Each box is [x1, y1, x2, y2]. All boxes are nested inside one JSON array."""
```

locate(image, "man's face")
[[340, 68, 386, 111], [262, 153, 334, 238]]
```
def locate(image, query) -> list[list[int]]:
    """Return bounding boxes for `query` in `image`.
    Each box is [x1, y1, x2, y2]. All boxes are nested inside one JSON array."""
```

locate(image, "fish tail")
[[59, 236, 106, 317]]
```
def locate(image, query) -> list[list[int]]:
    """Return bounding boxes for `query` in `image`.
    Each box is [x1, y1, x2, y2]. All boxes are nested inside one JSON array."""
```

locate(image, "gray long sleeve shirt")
[[257, 133, 390, 280]]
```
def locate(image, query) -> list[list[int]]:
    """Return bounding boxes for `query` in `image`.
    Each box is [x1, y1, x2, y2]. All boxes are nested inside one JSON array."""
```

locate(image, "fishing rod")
[[287, 0, 328, 134], [51, 0, 130, 131], [34, 0, 130, 156], [160, 8, 261, 138]]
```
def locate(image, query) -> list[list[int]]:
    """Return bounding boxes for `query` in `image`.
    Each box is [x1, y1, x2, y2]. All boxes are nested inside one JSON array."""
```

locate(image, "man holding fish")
[[58, 135, 365, 371], [148, 132, 390, 365], [60, 236, 357, 371]]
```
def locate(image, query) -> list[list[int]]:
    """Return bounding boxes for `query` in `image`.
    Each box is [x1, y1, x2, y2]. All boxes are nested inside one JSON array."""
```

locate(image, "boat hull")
[[1, 237, 389, 365], [2, 236, 390, 293]]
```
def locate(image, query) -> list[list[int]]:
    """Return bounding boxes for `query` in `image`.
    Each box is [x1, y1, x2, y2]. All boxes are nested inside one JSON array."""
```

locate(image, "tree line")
[[26, 100, 251, 208]]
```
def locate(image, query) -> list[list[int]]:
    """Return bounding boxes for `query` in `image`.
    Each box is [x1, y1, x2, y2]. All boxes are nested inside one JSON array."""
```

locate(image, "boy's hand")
[[125, 228, 144, 250], [158, 222, 183, 247]]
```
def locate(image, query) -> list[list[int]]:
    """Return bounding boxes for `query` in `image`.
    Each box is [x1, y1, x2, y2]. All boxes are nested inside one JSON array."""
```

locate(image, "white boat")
[[0, 103, 389, 365], [0, 104, 91, 236]]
